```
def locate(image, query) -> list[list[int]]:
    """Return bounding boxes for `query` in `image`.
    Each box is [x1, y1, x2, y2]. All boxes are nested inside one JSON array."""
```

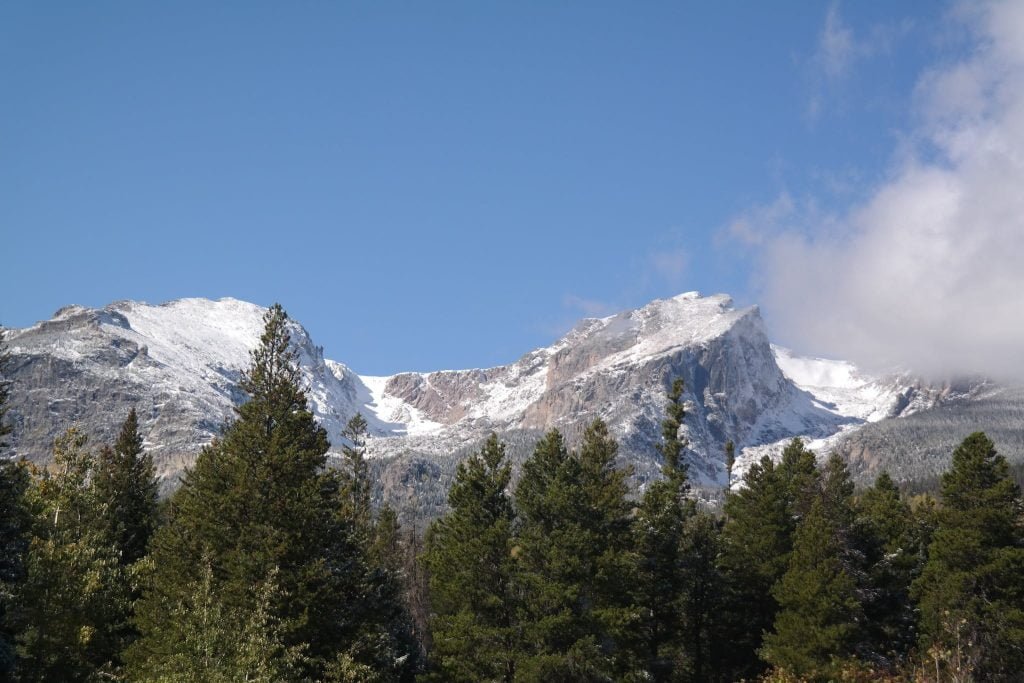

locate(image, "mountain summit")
[[1, 293, 972, 514]]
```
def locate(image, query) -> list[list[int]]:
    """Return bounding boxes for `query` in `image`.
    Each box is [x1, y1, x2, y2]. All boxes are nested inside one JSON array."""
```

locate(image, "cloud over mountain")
[[745, 0, 1024, 382]]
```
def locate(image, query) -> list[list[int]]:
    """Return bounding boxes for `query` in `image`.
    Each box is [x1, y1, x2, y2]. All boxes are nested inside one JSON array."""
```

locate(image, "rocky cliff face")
[[2, 298, 374, 482], [1, 293, 952, 513]]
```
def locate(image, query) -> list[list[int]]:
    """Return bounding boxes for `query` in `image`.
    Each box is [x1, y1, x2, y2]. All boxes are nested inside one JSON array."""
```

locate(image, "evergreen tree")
[[912, 432, 1024, 680], [0, 328, 12, 451], [0, 458, 29, 678], [371, 504, 403, 573], [93, 408, 159, 566], [421, 433, 519, 682], [340, 412, 372, 536], [715, 438, 819, 680], [12, 428, 128, 682], [87, 409, 161, 672], [761, 496, 862, 680], [514, 423, 639, 681], [855, 471, 918, 667], [141, 561, 308, 683], [724, 440, 735, 484], [127, 304, 415, 680], [0, 328, 32, 678], [633, 378, 695, 680], [677, 510, 721, 683], [339, 414, 420, 680]]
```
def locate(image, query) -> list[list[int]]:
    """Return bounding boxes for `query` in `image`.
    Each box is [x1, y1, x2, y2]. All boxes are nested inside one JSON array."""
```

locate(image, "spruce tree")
[[370, 504, 403, 573], [633, 378, 695, 680], [142, 561, 308, 683], [856, 471, 918, 667], [93, 408, 159, 566], [127, 304, 415, 680], [340, 412, 372, 536], [0, 328, 12, 451], [0, 459, 29, 678], [338, 413, 419, 680], [12, 428, 128, 682], [514, 422, 639, 681], [761, 496, 862, 679], [0, 328, 32, 678], [715, 438, 819, 680], [677, 510, 721, 683], [912, 432, 1024, 681], [422, 433, 519, 682]]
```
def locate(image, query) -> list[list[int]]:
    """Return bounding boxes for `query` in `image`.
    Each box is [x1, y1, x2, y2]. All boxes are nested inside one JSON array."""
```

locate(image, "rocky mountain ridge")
[[1, 293, 1001, 516]]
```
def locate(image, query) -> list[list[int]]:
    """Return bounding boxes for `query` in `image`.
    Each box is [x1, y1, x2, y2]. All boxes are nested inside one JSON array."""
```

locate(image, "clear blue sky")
[[2, 2, 943, 374]]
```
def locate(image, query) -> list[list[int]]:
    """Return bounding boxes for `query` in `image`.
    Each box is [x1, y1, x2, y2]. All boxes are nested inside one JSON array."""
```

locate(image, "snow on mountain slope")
[[727, 346, 934, 486], [4, 298, 403, 477], [354, 292, 926, 490], [4, 293, 941, 500], [773, 346, 903, 423]]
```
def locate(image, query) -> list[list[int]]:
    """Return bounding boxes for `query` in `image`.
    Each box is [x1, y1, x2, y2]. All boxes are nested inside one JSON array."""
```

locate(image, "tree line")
[[2, 307, 1023, 681]]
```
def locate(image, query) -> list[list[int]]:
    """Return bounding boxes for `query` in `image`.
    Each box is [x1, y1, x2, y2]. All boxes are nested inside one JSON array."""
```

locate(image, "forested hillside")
[[2, 308, 1023, 682]]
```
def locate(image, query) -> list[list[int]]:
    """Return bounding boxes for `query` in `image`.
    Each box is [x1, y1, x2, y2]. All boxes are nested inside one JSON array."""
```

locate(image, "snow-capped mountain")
[[0, 293, 960, 508]]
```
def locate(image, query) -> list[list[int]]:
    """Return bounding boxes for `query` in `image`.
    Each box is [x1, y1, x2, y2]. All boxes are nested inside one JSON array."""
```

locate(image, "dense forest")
[[2, 306, 1023, 682]]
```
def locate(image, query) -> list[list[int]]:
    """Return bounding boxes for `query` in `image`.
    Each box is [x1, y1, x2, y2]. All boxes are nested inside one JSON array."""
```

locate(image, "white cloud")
[[818, 2, 856, 79], [648, 247, 689, 285], [743, 0, 1024, 382], [562, 294, 616, 319], [807, 2, 914, 118]]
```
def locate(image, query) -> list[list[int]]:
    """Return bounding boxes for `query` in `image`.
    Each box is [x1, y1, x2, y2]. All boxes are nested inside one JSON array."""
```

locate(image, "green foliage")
[[371, 504, 403, 573], [716, 438, 820, 681], [514, 422, 640, 681], [855, 471, 920, 667], [724, 440, 735, 483], [139, 561, 309, 683], [762, 495, 862, 680], [128, 304, 416, 681], [93, 408, 159, 567], [12, 428, 129, 682], [677, 510, 722, 683], [912, 432, 1024, 681], [0, 327, 32, 677], [340, 412, 372, 536], [422, 433, 518, 682], [0, 458, 30, 676], [657, 378, 687, 478], [0, 328, 12, 451], [633, 378, 699, 681]]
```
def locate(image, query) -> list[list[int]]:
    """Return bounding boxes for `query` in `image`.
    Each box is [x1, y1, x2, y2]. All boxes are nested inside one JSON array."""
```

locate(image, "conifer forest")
[[2, 307, 1023, 683]]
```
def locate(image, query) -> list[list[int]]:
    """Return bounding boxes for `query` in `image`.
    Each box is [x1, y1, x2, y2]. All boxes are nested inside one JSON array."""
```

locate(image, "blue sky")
[[7, 1, 1016, 377]]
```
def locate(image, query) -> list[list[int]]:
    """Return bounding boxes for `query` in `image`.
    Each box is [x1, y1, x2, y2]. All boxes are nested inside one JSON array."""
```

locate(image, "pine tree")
[[0, 458, 29, 678], [0, 328, 32, 678], [715, 438, 819, 680], [340, 412, 372, 536], [85, 408, 161, 672], [141, 561, 308, 683], [127, 304, 415, 680], [514, 422, 639, 681], [93, 408, 159, 566], [724, 440, 735, 484], [371, 504, 403, 573], [338, 414, 419, 680], [0, 328, 12, 452], [633, 378, 695, 680], [421, 433, 519, 682], [761, 496, 862, 680], [912, 432, 1024, 681], [855, 471, 918, 667], [677, 510, 721, 683], [12, 428, 128, 682]]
